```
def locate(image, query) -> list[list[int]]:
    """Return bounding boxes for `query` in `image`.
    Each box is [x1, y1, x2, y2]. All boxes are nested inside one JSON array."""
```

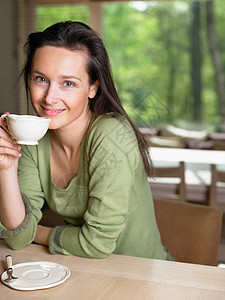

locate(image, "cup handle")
[[1, 114, 8, 120], [0, 114, 14, 138]]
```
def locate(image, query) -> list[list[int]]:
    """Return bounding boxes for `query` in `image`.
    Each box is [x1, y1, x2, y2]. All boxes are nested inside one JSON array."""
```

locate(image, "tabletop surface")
[[0, 240, 225, 299]]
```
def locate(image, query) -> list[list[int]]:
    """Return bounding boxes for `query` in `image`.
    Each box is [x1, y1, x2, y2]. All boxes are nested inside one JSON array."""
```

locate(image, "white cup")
[[1, 114, 51, 145]]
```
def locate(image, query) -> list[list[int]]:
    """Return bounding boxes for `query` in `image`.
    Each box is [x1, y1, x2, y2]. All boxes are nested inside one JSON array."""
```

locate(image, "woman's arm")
[[0, 137, 45, 250], [0, 116, 26, 230], [0, 166, 25, 230]]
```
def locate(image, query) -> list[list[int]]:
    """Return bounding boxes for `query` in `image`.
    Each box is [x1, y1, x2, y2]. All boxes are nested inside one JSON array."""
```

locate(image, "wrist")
[[34, 225, 53, 246], [0, 160, 18, 174]]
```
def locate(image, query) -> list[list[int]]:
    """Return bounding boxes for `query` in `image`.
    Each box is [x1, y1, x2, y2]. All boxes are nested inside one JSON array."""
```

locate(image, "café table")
[[0, 240, 225, 299]]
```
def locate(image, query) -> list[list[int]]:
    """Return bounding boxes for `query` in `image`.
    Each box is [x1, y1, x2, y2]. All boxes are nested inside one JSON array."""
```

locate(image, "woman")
[[0, 21, 172, 259]]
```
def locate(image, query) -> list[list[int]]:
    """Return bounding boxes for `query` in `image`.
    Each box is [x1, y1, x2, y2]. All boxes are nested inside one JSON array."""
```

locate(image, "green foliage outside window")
[[36, 5, 89, 31], [36, 1, 225, 132]]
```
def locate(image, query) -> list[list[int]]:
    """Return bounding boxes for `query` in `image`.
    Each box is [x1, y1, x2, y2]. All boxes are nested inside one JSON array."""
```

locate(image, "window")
[[36, 4, 89, 31], [36, 0, 225, 133]]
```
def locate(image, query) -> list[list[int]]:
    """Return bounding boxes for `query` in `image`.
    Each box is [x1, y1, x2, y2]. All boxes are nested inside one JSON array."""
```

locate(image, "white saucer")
[[1, 261, 70, 291]]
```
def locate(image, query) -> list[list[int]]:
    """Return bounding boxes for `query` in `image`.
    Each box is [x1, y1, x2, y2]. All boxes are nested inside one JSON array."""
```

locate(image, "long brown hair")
[[22, 21, 152, 176]]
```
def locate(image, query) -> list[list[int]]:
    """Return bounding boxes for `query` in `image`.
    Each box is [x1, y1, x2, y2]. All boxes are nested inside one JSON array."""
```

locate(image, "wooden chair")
[[153, 198, 222, 266], [209, 164, 225, 245], [40, 206, 65, 227], [209, 164, 225, 212], [150, 161, 186, 202]]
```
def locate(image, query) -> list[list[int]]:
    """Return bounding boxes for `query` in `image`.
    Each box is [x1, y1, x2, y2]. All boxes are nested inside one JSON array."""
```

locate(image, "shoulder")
[[91, 113, 125, 130], [91, 113, 135, 138], [87, 113, 139, 157]]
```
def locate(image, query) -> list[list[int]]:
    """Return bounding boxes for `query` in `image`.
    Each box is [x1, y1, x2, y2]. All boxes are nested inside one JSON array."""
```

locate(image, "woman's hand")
[[0, 113, 21, 171]]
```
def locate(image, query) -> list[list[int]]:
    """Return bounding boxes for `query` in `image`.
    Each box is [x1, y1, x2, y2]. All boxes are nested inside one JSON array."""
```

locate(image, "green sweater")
[[0, 114, 171, 260]]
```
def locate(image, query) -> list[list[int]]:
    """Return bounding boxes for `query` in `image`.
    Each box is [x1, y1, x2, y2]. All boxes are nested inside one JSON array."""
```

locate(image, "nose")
[[44, 83, 60, 105]]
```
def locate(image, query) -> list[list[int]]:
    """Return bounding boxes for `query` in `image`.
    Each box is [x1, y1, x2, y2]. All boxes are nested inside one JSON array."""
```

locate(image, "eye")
[[32, 76, 47, 84], [63, 81, 76, 88]]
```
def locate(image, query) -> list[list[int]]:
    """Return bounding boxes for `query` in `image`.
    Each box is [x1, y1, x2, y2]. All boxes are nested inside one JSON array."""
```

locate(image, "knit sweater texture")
[[0, 114, 172, 260]]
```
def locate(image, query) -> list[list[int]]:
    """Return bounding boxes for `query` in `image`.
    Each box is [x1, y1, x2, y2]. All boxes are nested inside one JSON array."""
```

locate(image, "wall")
[[0, 0, 19, 114]]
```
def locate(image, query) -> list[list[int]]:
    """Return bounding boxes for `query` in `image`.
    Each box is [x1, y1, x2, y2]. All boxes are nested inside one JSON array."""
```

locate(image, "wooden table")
[[0, 240, 225, 299]]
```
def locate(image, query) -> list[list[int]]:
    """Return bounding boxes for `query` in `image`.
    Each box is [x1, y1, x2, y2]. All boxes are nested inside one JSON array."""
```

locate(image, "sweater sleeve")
[[49, 117, 140, 258], [0, 145, 45, 250]]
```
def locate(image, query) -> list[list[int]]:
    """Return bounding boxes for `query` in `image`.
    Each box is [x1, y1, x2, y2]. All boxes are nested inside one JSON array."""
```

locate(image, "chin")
[[48, 123, 58, 130], [48, 120, 66, 130]]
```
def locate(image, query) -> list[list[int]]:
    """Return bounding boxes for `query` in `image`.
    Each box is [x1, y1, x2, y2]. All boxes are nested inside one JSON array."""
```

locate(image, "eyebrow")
[[31, 70, 82, 81]]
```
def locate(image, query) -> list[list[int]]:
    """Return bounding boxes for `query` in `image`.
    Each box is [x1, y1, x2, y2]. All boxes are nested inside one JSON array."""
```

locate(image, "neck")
[[50, 111, 92, 155]]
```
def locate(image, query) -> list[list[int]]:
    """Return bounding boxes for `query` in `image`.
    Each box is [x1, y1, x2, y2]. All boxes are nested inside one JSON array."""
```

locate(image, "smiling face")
[[30, 46, 98, 130]]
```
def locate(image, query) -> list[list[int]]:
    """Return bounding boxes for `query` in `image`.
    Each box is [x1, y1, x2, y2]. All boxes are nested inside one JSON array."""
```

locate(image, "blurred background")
[[1, 0, 225, 134]]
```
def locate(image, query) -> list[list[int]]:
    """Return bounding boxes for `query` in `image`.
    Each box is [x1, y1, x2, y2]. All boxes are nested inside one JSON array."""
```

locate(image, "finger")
[[0, 136, 21, 152], [0, 112, 10, 119], [0, 117, 7, 127], [0, 112, 9, 125], [1, 112, 10, 116], [0, 145, 21, 158], [0, 126, 17, 145]]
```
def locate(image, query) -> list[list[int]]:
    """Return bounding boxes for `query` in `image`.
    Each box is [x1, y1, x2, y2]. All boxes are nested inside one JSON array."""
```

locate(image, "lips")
[[41, 105, 65, 117]]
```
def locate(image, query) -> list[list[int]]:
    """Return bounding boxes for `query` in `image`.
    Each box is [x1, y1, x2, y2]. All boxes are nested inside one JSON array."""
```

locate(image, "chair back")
[[40, 207, 65, 227], [209, 164, 225, 212], [150, 161, 186, 202], [154, 198, 222, 266]]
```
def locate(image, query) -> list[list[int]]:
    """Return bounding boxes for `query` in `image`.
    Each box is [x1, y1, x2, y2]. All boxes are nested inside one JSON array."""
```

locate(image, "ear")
[[88, 80, 99, 99]]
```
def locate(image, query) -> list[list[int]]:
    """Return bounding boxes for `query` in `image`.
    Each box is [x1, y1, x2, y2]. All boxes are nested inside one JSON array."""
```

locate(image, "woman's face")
[[30, 46, 98, 130]]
